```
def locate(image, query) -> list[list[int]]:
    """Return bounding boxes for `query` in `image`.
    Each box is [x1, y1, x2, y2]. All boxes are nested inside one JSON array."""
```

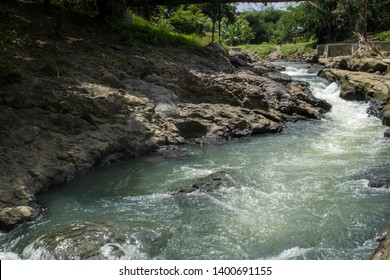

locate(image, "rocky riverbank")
[[317, 55, 390, 260], [319, 56, 390, 134], [0, 1, 331, 230]]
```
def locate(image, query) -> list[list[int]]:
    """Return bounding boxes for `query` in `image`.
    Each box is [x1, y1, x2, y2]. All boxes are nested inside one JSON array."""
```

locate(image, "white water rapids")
[[1, 63, 389, 260]]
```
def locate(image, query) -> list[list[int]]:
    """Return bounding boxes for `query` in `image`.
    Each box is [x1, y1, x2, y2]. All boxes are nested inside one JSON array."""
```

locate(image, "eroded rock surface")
[[0, 1, 331, 229], [373, 221, 390, 260], [21, 222, 130, 260], [320, 67, 390, 125], [170, 171, 236, 195]]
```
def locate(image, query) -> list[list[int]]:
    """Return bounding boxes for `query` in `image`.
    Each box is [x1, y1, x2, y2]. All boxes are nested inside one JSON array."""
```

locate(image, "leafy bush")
[[378, 30, 390, 41], [41, 55, 68, 77], [221, 17, 255, 46], [169, 5, 208, 35]]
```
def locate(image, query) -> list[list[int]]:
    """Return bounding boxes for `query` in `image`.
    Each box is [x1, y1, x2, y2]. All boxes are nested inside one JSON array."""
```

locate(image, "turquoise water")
[[1, 63, 389, 260]]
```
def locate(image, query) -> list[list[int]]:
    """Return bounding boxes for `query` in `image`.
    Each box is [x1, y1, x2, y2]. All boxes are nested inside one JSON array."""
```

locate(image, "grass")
[[239, 43, 277, 57], [238, 42, 315, 58], [111, 15, 209, 48]]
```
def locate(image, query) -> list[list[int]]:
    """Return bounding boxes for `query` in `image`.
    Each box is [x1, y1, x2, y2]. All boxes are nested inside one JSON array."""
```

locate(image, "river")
[[1, 63, 389, 260]]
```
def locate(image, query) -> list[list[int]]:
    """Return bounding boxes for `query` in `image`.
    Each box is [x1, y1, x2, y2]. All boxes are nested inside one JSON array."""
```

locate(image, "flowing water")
[[1, 63, 389, 260]]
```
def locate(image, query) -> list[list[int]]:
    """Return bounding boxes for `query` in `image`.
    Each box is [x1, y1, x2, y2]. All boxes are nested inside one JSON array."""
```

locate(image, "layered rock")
[[324, 56, 389, 74], [320, 65, 390, 126], [0, 1, 331, 229]]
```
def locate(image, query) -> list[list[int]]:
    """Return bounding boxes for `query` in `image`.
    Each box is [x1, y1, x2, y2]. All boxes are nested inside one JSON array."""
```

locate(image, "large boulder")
[[22, 222, 129, 260], [0, 206, 37, 229], [368, 176, 390, 189], [170, 171, 236, 195]]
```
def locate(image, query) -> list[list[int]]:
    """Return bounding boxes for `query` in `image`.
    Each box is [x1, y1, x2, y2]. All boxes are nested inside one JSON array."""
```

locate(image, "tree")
[[240, 8, 283, 44], [368, 0, 390, 34], [221, 16, 254, 46], [272, 0, 375, 44], [201, 3, 236, 42], [169, 5, 208, 34]]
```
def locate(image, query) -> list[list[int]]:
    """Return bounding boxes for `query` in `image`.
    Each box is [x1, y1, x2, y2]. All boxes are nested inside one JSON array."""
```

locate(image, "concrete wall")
[[316, 41, 390, 57], [376, 41, 390, 52]]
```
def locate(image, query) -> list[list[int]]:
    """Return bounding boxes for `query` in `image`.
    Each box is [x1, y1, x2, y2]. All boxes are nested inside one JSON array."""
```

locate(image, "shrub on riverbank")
[[378, 30, 390, 41]]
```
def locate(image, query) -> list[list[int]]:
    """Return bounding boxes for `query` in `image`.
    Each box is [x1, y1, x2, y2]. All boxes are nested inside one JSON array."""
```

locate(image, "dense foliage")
[[40, 0, 390, 46], [221, 16, 254, 46]]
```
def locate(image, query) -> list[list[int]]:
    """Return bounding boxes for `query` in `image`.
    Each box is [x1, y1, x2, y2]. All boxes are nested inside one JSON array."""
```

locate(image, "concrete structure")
[[316, 41, 390, 57], [377, 41, 390, 52]]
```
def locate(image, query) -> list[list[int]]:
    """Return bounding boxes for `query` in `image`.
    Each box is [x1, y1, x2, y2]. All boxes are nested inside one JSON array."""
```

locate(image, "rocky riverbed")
[[0, 1, 331, 230]]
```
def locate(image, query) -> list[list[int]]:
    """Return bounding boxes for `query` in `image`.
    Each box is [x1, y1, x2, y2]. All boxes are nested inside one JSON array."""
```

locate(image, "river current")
[[1, 63, 389, 260]]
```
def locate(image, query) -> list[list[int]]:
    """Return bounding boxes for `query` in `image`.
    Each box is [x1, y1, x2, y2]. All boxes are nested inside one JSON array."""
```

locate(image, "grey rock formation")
[[170, 171, 236, 195], [368, 175, 390, 189]]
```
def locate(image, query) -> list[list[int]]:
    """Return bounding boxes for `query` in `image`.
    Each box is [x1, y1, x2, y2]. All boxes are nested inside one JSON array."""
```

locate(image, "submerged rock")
[[156, 145, 192, 159], [22, 222, 129, 260], [368, 176, 390, 189], [170, 171, 236, 195]]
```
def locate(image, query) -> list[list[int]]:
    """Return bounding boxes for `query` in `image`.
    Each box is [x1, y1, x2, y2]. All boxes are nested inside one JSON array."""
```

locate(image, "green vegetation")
[[221, 17, 254, 46], [112, 15, 208, 47], [239, 42, 315, 58], [168, 5, 208, 35], [39, 0, 390, 49], [41, 55, 68, 78], [239, 43, 277, 57], [378, 30, 390, 41]]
